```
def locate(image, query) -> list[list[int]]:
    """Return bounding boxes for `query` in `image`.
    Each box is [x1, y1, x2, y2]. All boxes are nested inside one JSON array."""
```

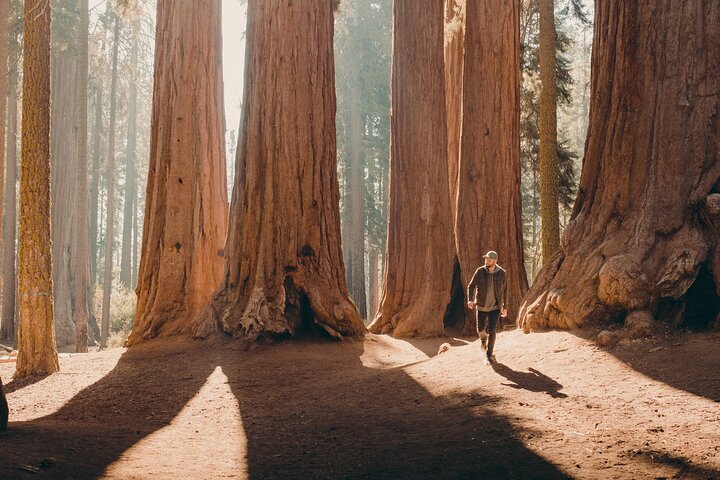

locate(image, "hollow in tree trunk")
[[368, 0, 455, 338], [456, 0, 528, 322], [519, 1, 720, 333], [128, 0, 228, 345], [16, 0, 59, 378], [193, 0, 365, 341]]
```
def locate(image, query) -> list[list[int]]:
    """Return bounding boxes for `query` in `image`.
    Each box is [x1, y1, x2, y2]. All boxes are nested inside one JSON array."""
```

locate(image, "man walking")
[[467, 251, 508, 364]]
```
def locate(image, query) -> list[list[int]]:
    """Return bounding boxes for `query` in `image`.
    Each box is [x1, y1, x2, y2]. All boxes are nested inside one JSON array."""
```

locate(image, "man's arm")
[[467, 268, 480, 305], [501, 271, 508, 312]]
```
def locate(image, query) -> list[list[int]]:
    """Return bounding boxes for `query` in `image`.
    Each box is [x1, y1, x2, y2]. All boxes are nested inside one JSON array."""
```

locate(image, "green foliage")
[[93, 283, 136, 348]]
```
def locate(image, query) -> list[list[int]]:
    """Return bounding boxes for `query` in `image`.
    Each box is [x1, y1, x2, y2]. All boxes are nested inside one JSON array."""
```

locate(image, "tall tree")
[[50, 1, 80, 348], [16, 0, 59, 378], [89, 85, 102, 283], [193, 0, 365, 341], [100, 13, 121, 349], [456, 0, 528, 321], [128, 0, 228, 345], [538, 0, 560, 262], [444, 0, 465, 216], [368, 0, 454, 337], [73, 0, 90, 353], [520, 1, 720, 332], [120, 19, 139, 289]]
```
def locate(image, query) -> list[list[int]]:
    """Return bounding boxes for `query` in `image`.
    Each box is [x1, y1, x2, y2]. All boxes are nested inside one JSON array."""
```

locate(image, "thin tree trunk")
[[128, 0, 228, 345], [0, 0, 9, 317], [1, 83, 17, 341], [539, 0, 560, 262], [131, 184, 138, 289], [16, 0, 59, 378], [346, 92, 367, 319], [193, 0, 365, 341], [120, 23, 139, 289], [456, 0, 528, 321], [73, 0, 90, 353], [100, 14, 121, 349], [89, 85, 102, 284], [521, 1, 720, 333], [369, 0, 454, 337]]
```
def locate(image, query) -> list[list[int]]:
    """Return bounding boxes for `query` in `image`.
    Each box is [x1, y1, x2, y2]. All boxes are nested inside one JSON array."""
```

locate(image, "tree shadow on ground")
[[3, 373, 52, 395], [633, 450, 720, 479], [490, 362, 568, 399], [0, 336, 571, 479], [571, 328, 720, 402]]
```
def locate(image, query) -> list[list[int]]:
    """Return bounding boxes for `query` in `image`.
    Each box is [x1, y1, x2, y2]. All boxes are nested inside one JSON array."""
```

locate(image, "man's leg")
[[486, 310, 501, 359], [476, 310, 488, 350]]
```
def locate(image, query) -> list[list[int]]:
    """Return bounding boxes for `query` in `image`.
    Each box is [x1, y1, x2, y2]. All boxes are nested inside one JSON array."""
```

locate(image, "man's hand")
[[501, 308, 508, 317], [467, 301, 475, 310]]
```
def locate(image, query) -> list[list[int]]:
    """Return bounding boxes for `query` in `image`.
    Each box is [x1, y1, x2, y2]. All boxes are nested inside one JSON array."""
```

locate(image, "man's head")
[[483, 250, 498, 268]]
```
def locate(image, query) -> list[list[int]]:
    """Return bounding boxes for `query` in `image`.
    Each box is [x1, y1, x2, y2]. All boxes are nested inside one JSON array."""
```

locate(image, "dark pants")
[[476, 309, 500, 356]]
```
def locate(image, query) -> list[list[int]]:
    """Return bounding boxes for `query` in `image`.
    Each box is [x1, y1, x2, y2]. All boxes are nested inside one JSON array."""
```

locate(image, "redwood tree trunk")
[[456, 0, 528, 321], [539, 0, 560, 262], [16, 0, 59, 378], [520, 1, 720, 332], [51, 44, 79, 349], [128, 0, 228, 345], [193, 0, 365, 341], [444, 0, 464, 216], [368, 0, 454, 338], [1, 83, 17, 342], [73, 0, 90, 353]]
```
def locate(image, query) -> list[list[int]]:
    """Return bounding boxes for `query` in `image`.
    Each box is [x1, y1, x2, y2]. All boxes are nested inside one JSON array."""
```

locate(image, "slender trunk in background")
[[369, 0, 454, 337], [1, 84, 17, 342], [89, 85, 102, 283], [539, 0, 560, 263], [16, 0, 59, 378], [131, 185, 138, 290], [100, 14, 121, 349], [192, 0, 365, 340], [128, 0, 228, 344], [0, 0, 11, 341], [120, 23, 139, 289], [456, 0, 528, 322], [73, 0, 90, 353], [520, 1, 720, 333]]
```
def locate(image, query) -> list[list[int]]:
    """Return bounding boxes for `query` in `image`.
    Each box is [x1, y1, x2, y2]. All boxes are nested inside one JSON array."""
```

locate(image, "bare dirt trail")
[[0, 328, 718, 479]]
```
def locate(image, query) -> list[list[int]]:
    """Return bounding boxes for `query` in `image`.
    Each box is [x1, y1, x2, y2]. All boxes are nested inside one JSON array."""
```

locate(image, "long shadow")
[[490, 362, 568, 399], [4, 373, 52, 395], [571, 328, 720, 402], [1, 336, 571, 479]]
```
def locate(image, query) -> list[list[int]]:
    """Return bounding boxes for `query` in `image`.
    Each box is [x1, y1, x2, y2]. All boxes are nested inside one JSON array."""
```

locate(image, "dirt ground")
[[0, 327, 718, 479]]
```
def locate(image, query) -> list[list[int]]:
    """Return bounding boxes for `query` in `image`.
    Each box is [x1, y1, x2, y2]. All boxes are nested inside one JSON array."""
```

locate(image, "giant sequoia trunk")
[[16, 0, 59, 378], [127, 0, 228, 345], [193, 0, 365, 341], [520, 2, 720, 332], [51, 45, 79, 349], [538, 0, 560, 262], [456, 0, 528, 321], [368, 0, 455, 337]]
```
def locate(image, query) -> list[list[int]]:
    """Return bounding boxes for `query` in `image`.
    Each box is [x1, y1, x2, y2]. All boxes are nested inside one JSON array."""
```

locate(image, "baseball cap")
[[483, 251, 498, 260]]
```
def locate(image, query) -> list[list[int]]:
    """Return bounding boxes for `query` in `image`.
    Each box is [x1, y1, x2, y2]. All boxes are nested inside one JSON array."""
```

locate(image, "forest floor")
[[0, 326, 719, 479]]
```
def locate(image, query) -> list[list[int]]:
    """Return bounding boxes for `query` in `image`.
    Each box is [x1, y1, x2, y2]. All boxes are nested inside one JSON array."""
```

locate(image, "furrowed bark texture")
[[444, 0, 465, 217], [368, 0, 455, 337], [193, 0, 365, 341], [128, 0, 228, 345], [520, 1, 720, 332]]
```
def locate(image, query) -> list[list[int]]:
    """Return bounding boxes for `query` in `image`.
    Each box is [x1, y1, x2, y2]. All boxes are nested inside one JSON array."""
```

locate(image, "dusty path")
[[1, 328, 718, 479]]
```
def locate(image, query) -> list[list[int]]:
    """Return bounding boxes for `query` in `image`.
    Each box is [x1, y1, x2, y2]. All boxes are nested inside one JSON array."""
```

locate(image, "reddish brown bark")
[[444, 0, 465, 217], [128, 0, 228, 345], [193, 0, 365, 341], [520, 1, 720, 332], [456, 0, 528, 322], [368, 0, 455, 338], [16, 0, 59, 378]]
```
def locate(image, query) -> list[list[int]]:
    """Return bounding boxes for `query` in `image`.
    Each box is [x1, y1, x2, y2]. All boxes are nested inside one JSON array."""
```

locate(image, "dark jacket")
[[467, 265, 507, 311]]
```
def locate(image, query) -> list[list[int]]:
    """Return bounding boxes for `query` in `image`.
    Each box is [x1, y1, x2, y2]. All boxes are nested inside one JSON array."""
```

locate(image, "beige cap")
[[483, 251, 498, 260]]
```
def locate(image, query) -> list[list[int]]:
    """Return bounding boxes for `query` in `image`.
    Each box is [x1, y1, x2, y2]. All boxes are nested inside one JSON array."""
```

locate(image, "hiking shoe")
[[487, 354, 496, 364], [479, 333, 488, 351]]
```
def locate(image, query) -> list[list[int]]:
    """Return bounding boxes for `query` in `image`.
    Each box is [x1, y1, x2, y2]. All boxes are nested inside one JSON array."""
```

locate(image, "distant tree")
[[16, 0, 59, 378]]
